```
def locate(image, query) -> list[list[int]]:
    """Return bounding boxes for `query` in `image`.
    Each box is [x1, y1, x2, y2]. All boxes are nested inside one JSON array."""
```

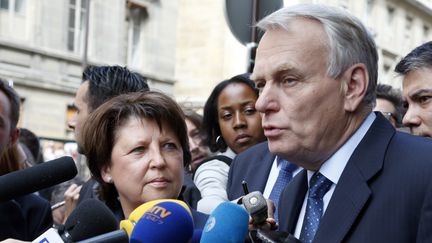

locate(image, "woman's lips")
[[148, 178, 169, 187], [235, 134, 251, 143]]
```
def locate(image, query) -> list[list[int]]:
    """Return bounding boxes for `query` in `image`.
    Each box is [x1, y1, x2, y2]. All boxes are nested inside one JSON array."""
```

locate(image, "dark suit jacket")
[[279, 113, 432, 243], [192, 209, 208, 230], [227, 142, 275, 200], [0, 194, 53, 241]]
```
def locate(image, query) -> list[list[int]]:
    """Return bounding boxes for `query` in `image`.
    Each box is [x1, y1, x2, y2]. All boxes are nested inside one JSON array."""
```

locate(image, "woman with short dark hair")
[[80, 91, 207, 227]]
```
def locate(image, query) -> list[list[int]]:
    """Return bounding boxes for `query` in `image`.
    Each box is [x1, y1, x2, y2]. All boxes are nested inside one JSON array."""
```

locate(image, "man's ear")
[[8, 128, 19, 149], [341, 63, 369, 112]]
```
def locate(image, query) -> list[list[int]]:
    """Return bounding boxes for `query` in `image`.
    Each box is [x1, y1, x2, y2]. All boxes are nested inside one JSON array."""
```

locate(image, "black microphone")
[[241, 181, 268, 225], [256, 229, 301, 243], [243, 191, 268, 225], [75, 230, 128, 243], [33, 198, 120, 243], [0, 156, 77, 202]]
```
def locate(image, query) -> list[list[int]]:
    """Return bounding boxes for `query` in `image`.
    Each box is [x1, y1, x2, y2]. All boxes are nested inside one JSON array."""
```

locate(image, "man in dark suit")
[[227, 142, 275, 200], [227, 141, 300, 222], [250, 3, 432, 243], [0, 79, 53, 241]]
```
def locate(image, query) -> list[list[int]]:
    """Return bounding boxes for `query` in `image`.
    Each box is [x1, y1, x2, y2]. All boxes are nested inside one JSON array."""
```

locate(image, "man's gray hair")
[[257, 4, 378, 107]]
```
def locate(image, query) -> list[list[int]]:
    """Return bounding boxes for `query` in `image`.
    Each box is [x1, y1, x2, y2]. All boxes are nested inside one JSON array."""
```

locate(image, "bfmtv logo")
[[144, 205, 172, 224]]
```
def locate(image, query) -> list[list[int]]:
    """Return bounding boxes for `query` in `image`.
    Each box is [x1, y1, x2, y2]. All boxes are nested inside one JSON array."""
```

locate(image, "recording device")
[[33, 199, 121, 243], [200, 201, 249, 243], [129, 200, 194, 243], [119, 199, 191, 237], [242, 181, 268, 225], [76, 199, 194, 243], [0, 156, 77, 202], [256, 229, 301, 243]]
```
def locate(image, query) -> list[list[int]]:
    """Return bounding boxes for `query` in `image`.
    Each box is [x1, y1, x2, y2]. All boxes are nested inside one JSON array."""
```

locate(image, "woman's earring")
[[215, 135, 226, 150], [107, 177, 113, 183]]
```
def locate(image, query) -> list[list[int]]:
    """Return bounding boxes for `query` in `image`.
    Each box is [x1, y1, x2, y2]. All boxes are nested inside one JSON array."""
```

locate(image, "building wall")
[[1, 0, 432, 139], [0, 0, 172, 140]]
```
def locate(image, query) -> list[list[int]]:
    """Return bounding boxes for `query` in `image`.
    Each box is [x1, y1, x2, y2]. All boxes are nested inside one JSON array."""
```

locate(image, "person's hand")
[[52, 204, 65, 225], [63, 183, 82, 224], [248, 199, 278, 231]]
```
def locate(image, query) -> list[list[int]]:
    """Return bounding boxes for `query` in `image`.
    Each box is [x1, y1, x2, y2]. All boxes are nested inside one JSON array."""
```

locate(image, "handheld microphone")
[[0, 156, 77, 202], [76, 199, 193, 243], [243, 191, 268, 225], [120, 199, 191, 236], [32, 199, 119, 243], [256, 229, 301, 243], [129, 200, 194, 243], [200, 201, 249, 243]]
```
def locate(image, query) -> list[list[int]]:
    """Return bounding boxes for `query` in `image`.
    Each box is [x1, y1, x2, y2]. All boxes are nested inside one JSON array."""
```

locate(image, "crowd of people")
[[1, 3, 432, 243]]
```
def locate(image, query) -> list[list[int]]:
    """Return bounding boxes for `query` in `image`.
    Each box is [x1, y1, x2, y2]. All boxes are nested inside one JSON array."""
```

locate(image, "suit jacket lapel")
[[314, 113, 395, 242], [248, 144, 275, 192], [278, 169, 308, 233]]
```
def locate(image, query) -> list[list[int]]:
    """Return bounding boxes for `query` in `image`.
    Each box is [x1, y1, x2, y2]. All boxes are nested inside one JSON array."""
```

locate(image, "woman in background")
[[80, 91, 208, 227], [194, 73, 266, 214]]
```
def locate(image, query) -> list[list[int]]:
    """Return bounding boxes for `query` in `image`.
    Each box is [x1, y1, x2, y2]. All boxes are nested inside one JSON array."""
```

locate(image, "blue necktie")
[[299, 172, 333, 243], [268, 157, 297, 223]]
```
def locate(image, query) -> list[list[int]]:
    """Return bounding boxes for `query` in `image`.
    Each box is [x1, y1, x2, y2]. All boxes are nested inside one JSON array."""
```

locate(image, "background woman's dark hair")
[[202, 73, 258, 153], [81, 91, 191, 203]]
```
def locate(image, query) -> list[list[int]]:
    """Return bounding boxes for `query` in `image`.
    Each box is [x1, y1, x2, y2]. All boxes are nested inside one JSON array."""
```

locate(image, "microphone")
[[77, 199, 193, 243], [129, 200, 194, 243], [256, 229, 301, 243], [33, 199, 120, 243], [243, 191, 268, 225], [120, 199, 191, 236], [200, 201, 249, 243], [0, 156, 77, 202]]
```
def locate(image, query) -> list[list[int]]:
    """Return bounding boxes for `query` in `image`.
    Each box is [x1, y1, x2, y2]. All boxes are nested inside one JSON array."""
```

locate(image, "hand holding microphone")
[[241, 181, 277, 230]]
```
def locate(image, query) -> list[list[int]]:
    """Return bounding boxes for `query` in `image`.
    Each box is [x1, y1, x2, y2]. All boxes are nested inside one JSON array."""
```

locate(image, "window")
[[14, 0, 24, 13], [0, 0, 9, 10], [127, 5, 148, 66], [67, 0, 88, 53], [367, 0, 374, 15], [0, 0, 25, 12], [423, 25, 430, 41], [405, 15, 413, 31], [387, 6, 395, 24]]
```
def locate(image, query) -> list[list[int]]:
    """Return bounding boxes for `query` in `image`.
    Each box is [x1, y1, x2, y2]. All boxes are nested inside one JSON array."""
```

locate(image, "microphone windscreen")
[[120, 199, 191, 236], [64, 199, 119, 242], [200, 201, 249, 243], [129, 200, 194, 243], [0, 156, 78, 202]]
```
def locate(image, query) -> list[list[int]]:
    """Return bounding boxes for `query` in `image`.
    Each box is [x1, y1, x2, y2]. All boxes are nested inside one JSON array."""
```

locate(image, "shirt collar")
[[307, 112, 376, 185]]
